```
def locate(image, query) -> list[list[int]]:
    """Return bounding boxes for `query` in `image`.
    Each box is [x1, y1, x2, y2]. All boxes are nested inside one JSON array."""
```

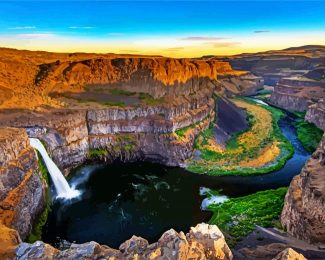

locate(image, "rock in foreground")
[[16, 223, 233, 260], [273, 248, 307, 260]]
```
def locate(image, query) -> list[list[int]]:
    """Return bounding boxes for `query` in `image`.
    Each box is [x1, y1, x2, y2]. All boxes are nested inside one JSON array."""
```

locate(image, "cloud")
[[164, 47, 184, 51], [9, 33, 57, 40], [68, 26, 95, 29], [181, 36, 228, 41], [211, 42, 240, 48], [8, 26, 36, 30], [254, 30, 271, 33]]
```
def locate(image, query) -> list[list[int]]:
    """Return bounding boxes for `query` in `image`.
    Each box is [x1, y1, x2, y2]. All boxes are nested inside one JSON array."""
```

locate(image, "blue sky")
[[0, 1, 324, 56]]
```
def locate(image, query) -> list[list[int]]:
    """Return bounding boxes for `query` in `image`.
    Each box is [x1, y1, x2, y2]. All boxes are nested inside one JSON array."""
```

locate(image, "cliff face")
[[0, 128, 45, 241], [216, 45, 325, 86], [217, 73, 264, 96], [212, 46, 325, 112], [16, 223, 233, 260], [305, 99, 325, 131], [0, 48, 253, 109], [269, 77, 325, 111], [281, 134, 325, 243], [0, 90, 215, 172]]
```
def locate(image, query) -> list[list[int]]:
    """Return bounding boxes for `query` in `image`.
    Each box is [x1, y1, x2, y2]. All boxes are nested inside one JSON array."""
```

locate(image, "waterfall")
[[29, 138, 80, 199]]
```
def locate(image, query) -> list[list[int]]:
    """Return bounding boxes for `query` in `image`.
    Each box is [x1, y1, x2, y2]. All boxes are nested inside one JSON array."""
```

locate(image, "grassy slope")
[[294, 112, 323, 153], [68, 87, 164, 107], [186, 98, 294, 176], [208, 187, 287, 245]]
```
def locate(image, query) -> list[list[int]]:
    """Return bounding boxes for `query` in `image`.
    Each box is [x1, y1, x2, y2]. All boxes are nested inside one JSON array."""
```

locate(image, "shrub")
[[87, 148, 108, 159], [295, 120, 323, 153]]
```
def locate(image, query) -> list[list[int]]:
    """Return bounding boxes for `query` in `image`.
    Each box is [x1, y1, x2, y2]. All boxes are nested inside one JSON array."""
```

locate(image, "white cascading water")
[[29, 138, 80, 199]]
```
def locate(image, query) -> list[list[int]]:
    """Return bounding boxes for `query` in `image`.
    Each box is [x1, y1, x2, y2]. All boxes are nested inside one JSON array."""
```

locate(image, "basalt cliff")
[[214, 45, 325, 112], [281, 133, 325, 244], [216, 45, 325, 86], [277, 60, 324, 246], [0, 47, 258, 110], [0, 128, 45, 258]]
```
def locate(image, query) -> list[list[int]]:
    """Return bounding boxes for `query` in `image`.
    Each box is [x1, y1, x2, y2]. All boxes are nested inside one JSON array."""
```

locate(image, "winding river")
[[42, 101, 310, 248]]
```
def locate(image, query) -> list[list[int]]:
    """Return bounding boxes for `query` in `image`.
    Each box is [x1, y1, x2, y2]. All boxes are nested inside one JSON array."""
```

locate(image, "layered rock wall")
[[44, 58, 223, 98], [270, 77, 325, 111], [218, 73, 264, 95], [0, 90, 216, 171], [219, 45, 325, 86], [305, 99, 325, 131], [281, 134, 325, 243], [0, 47, 254, 109], [0, 128, 45, 240]]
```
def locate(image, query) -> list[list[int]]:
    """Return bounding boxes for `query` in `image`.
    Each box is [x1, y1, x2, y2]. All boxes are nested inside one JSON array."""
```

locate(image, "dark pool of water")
[[42, 113, 310, 248], [42, 163, 214, 248]]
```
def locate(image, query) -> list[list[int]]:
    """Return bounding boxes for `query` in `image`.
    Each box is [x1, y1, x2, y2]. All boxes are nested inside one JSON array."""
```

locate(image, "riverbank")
[[186, 98, 294, 176], [208, 187, 287, 247], [293, 112, 323, 153]]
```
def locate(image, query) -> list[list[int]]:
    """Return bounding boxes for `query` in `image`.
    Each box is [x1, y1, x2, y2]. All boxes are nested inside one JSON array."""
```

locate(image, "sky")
[[0, 1, 324, 57]]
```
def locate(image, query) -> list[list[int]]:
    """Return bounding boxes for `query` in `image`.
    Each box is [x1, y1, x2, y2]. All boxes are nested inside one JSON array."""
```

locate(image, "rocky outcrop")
[[0, 110, 89, 172], [0, 89, 216, 172], [216, 45, 325, 86], [42, 58, 225, 99], [15, 223, 233, 260], [0, 128, 45, 241], [273, 248, 307, 260], [0, 47, 250, 109], [214, 97, 248, 146], [235, 243, 308, 260], [0, 224, 21, 259], [281, 134, 325, 243], [218, 73, 264, 96], [269, 77, 325, 111], [305, 99, 325, 131]]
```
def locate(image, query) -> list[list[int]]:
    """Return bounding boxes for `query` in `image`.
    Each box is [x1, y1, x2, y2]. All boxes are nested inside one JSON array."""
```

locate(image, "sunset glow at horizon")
[[0, 1, 324, 57]]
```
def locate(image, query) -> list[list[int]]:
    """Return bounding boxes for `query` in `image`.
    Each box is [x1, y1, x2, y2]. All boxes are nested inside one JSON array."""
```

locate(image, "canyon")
[[0, 46, 324, 259], [216, 45, 325, 114]]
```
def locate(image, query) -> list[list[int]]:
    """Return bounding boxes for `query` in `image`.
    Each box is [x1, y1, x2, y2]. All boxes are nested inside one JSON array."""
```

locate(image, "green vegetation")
[[36, 151, 50, 185], [87, 135, 136, 159], [63, 88, 164, 107], [187, 98, 294, 176], [208, 187, 287, 246], [27, 152, 50, 243], [294, 113, 323, 153], [254, 88, 273, 101], [256, 89, 273, 95], [138, 93, 164, 106], [87, 148, 108, 159], [175, 124, 196, 138], [109, 88, 136, 96], [123, 143, 136, 151], [103, 101, 126, 107], [26, 205, 49, 243], [174, 116, 211, 139]]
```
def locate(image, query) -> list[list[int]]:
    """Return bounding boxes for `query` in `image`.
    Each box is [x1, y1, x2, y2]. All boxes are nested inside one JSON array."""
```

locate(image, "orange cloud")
[[181, 36, 228, 41]]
